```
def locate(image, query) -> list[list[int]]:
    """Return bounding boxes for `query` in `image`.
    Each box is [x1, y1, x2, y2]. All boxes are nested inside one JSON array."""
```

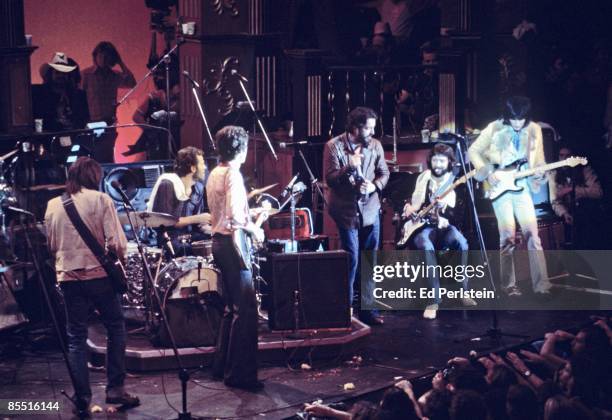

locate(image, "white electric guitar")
[[397, 169, 478, 248], [483, 156, 588, 200]]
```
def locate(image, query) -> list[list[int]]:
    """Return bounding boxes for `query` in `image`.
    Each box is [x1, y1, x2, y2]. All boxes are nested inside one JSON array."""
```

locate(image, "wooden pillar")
[[0, 0, 36, 135], [178, 0, 283, 153]]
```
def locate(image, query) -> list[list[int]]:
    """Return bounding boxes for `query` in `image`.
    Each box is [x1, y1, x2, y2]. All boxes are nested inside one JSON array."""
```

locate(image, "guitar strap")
[[431, 172, 456, 198]]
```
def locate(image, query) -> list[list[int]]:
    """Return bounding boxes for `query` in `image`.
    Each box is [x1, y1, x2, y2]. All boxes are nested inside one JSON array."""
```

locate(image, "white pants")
[[491, 190, 552, 293]]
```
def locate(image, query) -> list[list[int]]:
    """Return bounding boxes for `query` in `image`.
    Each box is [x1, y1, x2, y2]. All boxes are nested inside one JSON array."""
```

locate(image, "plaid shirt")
[[81, 65, 136, 122]]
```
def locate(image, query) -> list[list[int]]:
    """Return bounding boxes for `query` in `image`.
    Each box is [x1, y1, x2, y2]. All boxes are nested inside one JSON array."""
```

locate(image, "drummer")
[[147, 146, 211, 255]]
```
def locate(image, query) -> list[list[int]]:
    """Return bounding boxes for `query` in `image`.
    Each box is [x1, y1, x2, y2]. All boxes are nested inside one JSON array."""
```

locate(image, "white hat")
[[45, 52, 77, 73]]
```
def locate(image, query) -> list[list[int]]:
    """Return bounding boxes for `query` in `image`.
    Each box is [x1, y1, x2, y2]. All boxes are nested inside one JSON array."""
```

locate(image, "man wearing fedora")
[[33, 52, 90, 132]]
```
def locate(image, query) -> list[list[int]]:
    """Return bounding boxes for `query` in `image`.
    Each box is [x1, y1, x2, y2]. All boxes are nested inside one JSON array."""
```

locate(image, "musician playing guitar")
[[206, 125, 264, 391], [468, 96, 552, 297], [402, 144, 477, 319]]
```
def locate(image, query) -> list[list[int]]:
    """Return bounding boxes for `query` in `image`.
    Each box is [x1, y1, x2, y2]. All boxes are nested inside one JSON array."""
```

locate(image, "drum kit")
[[121, 183, 280, 337]]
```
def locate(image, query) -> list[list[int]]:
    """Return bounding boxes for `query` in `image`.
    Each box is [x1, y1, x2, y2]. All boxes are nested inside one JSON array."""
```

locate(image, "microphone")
[[110, 180, 132, 206], [230, 69, 248, 82], [279, 141, 308, 148], [182, 70, 200, 88], [281, 173, 299, 198]]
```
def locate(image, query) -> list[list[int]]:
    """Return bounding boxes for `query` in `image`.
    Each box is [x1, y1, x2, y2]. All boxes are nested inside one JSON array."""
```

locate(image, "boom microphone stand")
[[113, 185, 204, 420], [115, 42, 183, 158], [182, 70, 216, 151], [451, 134, 528, 345], [234, 74, 278, 161], [297, 148, 328, 229]]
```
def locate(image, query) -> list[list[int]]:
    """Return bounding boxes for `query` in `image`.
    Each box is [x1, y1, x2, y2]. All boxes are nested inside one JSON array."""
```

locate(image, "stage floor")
[[0, 309, 607, 419]]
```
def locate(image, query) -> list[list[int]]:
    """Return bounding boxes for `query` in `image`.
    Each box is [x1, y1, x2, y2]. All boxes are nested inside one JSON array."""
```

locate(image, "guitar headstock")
[[565, 156, 588, 167]]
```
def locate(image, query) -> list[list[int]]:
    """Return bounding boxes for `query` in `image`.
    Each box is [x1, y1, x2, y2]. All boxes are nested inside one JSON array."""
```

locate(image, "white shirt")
[[411, 169, 456, 211], [206, 165, 250, 235]]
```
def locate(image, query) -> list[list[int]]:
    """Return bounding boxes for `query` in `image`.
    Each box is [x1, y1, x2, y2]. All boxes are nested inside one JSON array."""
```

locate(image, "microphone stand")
[[297, 148, 328, 230], [114, 186, 204, 420], [17, 213, 85, 417], [235, 78, 278, 161], [278, 175, 300, 252], [453, 134, 528, 346], [115, 42, 182, 159], [185, 79, 216, 151]]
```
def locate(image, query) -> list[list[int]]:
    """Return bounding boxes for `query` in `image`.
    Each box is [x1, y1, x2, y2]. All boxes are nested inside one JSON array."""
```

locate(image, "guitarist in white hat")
[[403, 143, 477, 319], [468, 96, 552, 297]]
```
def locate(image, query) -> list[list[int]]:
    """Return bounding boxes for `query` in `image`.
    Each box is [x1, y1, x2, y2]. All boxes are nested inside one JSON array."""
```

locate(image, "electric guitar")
[[397, 169, 477, 248], [232, 205, 271, 270], [483, 156, 587, 200]]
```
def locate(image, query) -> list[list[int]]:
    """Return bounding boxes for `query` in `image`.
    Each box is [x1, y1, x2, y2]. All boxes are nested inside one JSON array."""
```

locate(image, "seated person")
[[147, 146, 210, 255], [402, 143, 476, 320], [126, 66, 180, 160]]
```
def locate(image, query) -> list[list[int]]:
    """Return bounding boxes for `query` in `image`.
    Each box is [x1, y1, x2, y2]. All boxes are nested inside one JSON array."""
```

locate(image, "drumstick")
[[247, 183, 278, 199]]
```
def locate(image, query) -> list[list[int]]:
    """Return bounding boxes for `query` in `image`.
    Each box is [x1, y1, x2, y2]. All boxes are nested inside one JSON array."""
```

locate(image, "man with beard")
[[403, 143, 476, 319], [324, 107, 390, 326], [148, 146, 211, 254]]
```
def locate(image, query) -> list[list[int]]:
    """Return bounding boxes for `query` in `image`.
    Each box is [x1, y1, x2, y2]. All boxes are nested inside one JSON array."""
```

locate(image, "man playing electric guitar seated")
[[468, 96, 552, 297], [403, 143, 477, 320], [206, 125, 265, 391]]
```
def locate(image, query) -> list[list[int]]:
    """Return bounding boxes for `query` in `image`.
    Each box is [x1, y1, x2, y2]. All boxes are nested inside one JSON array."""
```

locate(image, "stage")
[[0, 309, 606, 419]]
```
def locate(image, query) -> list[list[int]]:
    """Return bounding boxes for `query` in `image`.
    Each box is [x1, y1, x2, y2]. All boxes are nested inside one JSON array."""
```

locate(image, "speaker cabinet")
[[265, 251, 351, 331]]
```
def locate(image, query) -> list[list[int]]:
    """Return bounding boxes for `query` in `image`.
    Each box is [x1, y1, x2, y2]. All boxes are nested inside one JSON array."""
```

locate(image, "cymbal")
[[249, 207, 280, 217], [119, 211, 178, 228], [247, 183, 278, 199], [0, 149, 18, 162]]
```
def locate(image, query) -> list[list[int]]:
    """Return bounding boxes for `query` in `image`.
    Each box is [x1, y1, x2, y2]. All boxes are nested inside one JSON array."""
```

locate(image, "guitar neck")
[[514, 160, 570, 179], [254, 211, 267, 228], [416, 169, 477, 217]]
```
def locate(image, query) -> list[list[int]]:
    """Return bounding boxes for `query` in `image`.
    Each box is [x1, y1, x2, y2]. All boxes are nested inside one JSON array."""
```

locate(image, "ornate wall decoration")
[[202, 56, 241, 117], [211, 0, 239, 16]]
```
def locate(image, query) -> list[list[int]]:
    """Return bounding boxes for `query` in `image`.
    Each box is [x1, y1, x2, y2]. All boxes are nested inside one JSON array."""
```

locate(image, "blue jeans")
[[412, 225, 470, 305], [212, 235, 258, 384], [60, 278, 126, 404], [337, 216, 380, 313]]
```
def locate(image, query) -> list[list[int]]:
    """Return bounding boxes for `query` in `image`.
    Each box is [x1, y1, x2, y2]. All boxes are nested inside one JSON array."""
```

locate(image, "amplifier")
[[264, 208, 313, 239], [264, 250, 351, 331]]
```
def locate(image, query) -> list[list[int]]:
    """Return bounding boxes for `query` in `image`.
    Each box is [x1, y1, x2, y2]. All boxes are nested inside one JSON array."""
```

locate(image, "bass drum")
[[153, 256, 224, 348], [155, 256, 221, 301]]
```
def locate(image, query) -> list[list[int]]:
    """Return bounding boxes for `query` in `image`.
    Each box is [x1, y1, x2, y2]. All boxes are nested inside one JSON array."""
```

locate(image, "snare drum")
[[155, 256, 221, 301], [123, 244, 162, 309]]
